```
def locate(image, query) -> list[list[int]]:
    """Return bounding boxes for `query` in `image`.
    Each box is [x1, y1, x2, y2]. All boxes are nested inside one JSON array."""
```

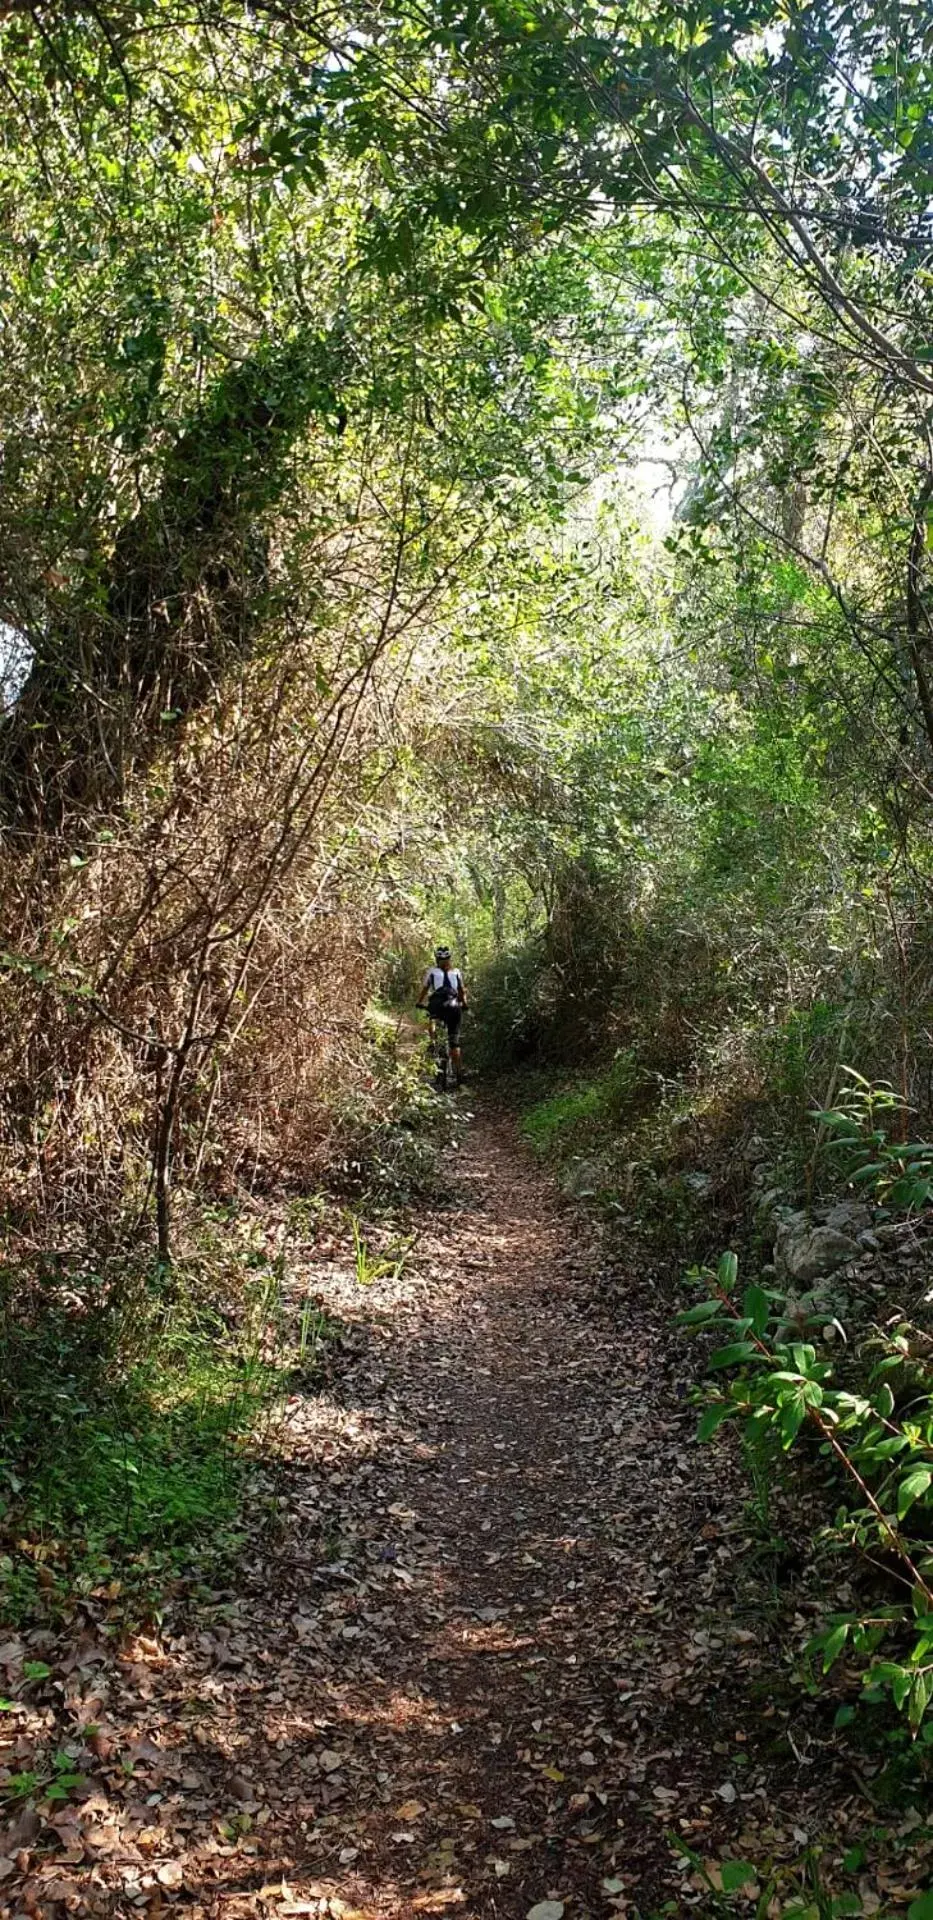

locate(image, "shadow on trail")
[[3, 1111, 841, 1920]]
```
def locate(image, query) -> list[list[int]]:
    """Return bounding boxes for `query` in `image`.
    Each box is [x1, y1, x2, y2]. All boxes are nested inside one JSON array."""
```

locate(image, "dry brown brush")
[[0, 478, 456, 1273]]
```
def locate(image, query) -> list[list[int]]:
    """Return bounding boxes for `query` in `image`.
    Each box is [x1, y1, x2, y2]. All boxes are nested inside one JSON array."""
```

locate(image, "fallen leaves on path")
[[0, 1107, 903, 1918]]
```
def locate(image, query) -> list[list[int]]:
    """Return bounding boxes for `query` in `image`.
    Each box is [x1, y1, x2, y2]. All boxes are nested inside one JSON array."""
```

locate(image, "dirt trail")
[[2, 1107, 839, 1920]]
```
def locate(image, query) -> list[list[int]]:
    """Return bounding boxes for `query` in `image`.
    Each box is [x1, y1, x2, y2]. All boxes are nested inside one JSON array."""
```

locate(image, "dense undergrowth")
[[0, 1031, 452, 1630], [0, 1216, 317, 1628], [439, 712, 933, 1910], [499, 1038, 933, 1913], [3, 2, 933, 1910], [478, 956, 933, 1916]]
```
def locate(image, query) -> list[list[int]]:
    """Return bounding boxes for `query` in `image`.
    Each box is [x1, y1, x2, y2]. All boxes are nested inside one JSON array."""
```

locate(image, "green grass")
[[522, 1080, 606, 1153], [521, 1049, 642, 1160], [0, 1259, 290, 1626]]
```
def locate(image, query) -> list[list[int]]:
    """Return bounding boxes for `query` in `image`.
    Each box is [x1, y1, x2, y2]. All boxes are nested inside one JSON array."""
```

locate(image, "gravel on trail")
[[0, 1106, 856, 1919]]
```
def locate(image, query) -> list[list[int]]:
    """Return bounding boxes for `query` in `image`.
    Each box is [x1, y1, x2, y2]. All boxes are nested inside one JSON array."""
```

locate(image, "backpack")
[[427, 968, 458, 1018]]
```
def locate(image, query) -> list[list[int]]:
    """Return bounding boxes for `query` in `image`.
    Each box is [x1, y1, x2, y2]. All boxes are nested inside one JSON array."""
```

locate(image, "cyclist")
[[416, 945, 468, 1086]]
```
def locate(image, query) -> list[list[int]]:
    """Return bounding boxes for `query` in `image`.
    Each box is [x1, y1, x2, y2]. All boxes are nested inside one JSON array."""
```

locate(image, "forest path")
[[195, 1105, 807, 1920], [7, 1107, 839, 1920]]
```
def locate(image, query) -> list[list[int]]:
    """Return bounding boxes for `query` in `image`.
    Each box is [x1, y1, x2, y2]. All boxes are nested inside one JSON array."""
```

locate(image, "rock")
[[797, 1279, 849, 1315], [775, 1217, 862, 1285], [822, 1201, 872, 1236], [858, 1231, 882, 1252], [777, 1207, 808, 1234], [527, 1905, 565, 1920], [560, 1159, 602, 1199], [754, 1187, 787, 1234]]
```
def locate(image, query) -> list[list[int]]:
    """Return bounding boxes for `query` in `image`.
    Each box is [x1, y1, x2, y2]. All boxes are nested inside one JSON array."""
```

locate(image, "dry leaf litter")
[[0, 1108, 907, 1918]]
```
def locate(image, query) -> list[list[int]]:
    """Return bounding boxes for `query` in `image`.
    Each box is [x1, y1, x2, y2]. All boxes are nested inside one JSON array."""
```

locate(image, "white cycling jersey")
[[423, 965, 463, 997]]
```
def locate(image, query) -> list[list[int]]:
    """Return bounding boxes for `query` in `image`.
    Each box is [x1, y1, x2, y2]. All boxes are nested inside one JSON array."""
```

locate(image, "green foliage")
[[468, 942, 551, 1070], [0, 1254, 296, 1624], [814, 1070, 933, 1212], [0, 1749, 85, 1809], [771, 1004, 850, 1110], [329, 1040, 457, 1204], [346, 1213, 414, 1288], [523, 1080, 607, 1155], [296, 1297, 341, 1380], [669, 1831, 887, 1917], [521, 1052, 642, 1160], [681, 1251, 933, 1732]]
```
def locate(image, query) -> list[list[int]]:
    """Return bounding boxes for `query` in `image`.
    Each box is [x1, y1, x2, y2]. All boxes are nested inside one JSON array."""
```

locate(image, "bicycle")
[[419, 1008, 463, 1092]]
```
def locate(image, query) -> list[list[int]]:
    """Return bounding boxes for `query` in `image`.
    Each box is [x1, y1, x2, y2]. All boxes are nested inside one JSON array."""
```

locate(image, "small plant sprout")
[[347, 1213, 414, 1289]]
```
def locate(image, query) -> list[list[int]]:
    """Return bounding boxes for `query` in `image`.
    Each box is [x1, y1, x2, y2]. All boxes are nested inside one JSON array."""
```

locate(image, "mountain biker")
[[416, 945, 468, 1085]]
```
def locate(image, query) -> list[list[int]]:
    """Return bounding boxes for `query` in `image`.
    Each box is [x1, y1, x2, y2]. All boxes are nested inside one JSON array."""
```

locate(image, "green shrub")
[[679, 1250, 933, 1736], [521, 1050, 642, 1159], [327, 1040, 456, 1204], [467, 939, 553, 1069], [0, 1255, 287, 1624]]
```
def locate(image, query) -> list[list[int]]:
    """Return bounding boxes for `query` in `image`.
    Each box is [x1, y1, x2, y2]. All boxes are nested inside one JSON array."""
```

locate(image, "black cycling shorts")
[[441, 1005, 463, 1047]]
